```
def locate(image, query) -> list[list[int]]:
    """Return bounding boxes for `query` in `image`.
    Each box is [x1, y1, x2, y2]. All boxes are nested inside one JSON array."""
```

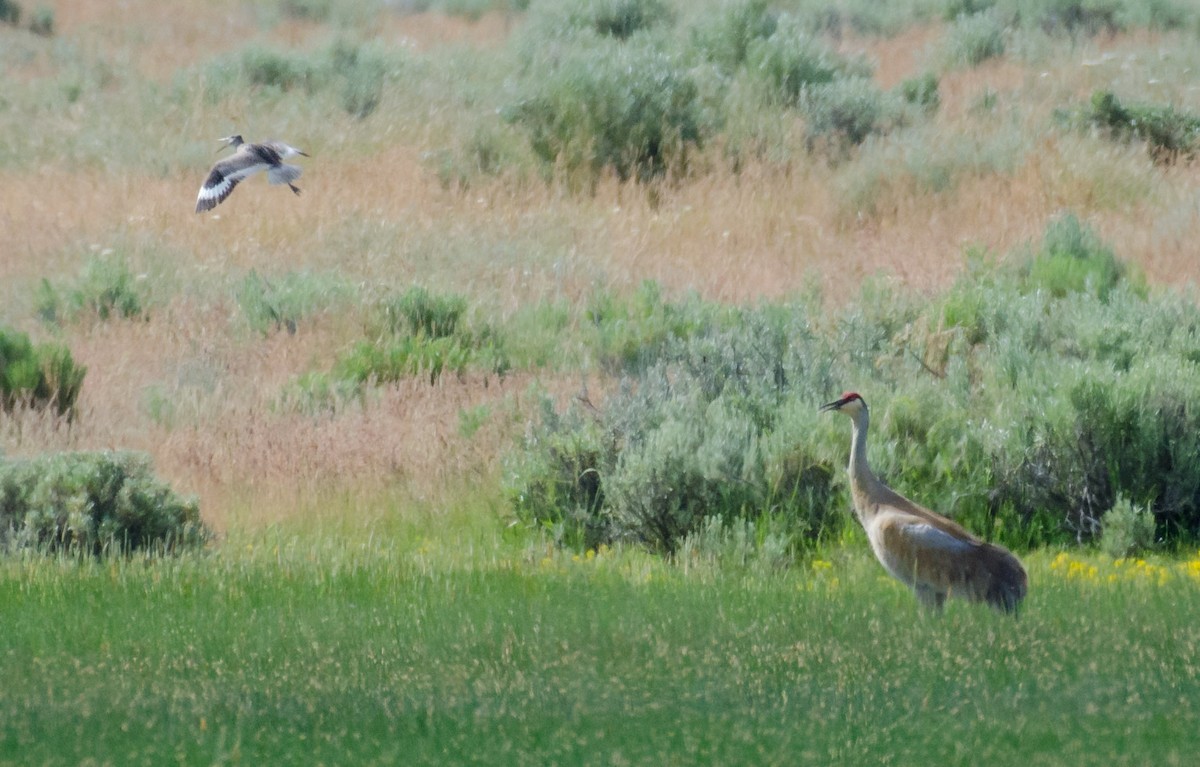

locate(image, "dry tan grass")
[[5, 10, 1200, 531]]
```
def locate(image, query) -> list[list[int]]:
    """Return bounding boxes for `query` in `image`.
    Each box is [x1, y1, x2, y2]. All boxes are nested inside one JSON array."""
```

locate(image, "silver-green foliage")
[[1099, 496, 1156, 557], [510, 214, 1200, 556], [0, 451, 208, 555], [202, 39, 399, 119], [236, 270, 356, 336], [36, 253, 144, 326], [504, 34, 705, 184]]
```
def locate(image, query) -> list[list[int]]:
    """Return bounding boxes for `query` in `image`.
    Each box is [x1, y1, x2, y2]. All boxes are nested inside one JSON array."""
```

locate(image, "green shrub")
[[942, 0, 996, 20], [378, 285, 468, 339], [585, 281, 719, 373], [239, 46, 319, 91], [0, 327, 86, 418], [746, 17, 868, 107], [37, 253, 144, 325], [939, 9, 1007, 68], [0, 451, 208, 555], [900, 71, 940, 113], [509, 217, 1200, 557], [235, 270, 354, 336], [580, 0, 673, 39], [280, 0, 332, 21], [1084, 90, 1200, 163], [202, 40, 401, 118], [330, 39, 387, 119], [1022, 212, 1128, 301], [508, 296, 840, 555], [1037, 0, 1120, 36], [526, 0, 673, 40], [504, 37, 705, 184], [280, 287, 507, 411], [1100, 496, 1156, 558], [27, 3, 51, 35], [690, 0, 778, 73], [0, 0, 18, 25], [801, 78, 904, 153]]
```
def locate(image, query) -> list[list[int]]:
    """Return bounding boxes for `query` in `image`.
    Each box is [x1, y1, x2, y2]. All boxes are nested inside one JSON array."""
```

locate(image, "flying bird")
[[195, 135, 309, 213], [821, 392, 1028, 614]]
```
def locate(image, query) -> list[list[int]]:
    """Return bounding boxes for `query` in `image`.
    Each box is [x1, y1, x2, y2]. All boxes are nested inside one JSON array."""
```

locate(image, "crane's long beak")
[[819, 397, 846, 412]]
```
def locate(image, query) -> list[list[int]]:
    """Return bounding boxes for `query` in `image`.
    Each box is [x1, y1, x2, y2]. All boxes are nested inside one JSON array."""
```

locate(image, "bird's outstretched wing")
[[195, 156, 270, 213]]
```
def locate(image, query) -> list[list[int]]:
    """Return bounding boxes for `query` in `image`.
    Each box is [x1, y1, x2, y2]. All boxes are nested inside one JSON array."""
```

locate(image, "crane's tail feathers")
[[981, 544, 1028, 615], [267, 163, 303, 186]]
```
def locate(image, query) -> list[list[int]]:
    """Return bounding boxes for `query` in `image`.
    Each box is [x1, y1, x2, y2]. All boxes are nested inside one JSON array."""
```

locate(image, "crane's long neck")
[[847, 407, 884, 501]]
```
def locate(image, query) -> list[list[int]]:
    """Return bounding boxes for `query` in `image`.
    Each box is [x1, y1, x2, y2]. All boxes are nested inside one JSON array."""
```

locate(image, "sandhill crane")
[[821, 392, 1027, 614], [195, 135, 308, 213]]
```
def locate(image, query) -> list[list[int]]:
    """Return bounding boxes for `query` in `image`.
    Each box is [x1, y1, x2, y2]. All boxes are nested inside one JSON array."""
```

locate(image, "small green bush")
[[280, 0, 331, 21], [330, 39, 387, 119], [527, 0, 673, 40], [281, 287, 507, 411], [27, 3, 51, 35], [378, 285, 468, 339], [235, 270, 354, 336], [690, 0, 778, 73], [1100, 496, 1156, 558], [0, 327, 86, 418], [0, 0, 18, 25], [939, 9, 1007, 68], [585, 281, 719, 373], [1022, 212, 1129, 301], [1037, 0, 1120, 36], [37, 253, 144, 325], [0, 451, 208, 555], [202, 40, 401, 118], [746, 17, 868, 107], [1084, 90, 1200, 163], [801, 78, 903, 153], [581, 0, 673, 39], [239, 46, 319, 91], [505, 37, 705, 184], [508, 294, 840, 555], [900, 72, 940, 113]]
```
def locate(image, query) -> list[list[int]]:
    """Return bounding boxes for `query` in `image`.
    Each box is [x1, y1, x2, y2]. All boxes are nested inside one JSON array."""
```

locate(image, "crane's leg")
[[914, 584, 946, 613]]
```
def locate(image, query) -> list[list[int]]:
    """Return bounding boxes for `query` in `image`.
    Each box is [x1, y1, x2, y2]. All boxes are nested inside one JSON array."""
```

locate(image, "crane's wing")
[[876, 514, 1025, 611], [195, 155, 269, 212]]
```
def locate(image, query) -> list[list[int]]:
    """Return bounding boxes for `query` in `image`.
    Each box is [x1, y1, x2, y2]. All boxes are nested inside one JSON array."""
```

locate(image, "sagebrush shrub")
[[691, 0, 778, 73], [525, 0, 673, 40], [1084, 90, 1200, 163], [508, 297, 841, 555], [939, 9, 1007, 68], [801, 77, 903, 153], [236, 270, 353, 336], [37, 253, 144, 325], [0, 0, 18, 25], [505, 37, 705, 184], [1100, 496, 1157, 558], [1022, 212, 1130, 301], [281, 287, 507, 411], [0, 451, 208, 555], [746, 16, 867, 107], [509, 215, 1200, 557]]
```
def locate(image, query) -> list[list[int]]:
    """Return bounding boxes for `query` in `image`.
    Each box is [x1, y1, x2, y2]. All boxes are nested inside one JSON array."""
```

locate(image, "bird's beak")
[[819, 398, 845, 413]]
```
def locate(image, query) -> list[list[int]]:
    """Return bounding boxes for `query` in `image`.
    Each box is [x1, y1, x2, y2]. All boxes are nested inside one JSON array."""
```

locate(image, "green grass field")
[[3, 491, 1199, 765]]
